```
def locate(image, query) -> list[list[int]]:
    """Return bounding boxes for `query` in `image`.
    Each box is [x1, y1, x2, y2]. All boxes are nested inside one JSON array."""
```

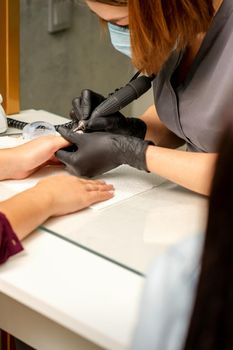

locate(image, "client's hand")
[[1, 135, 70, 180], [56, 127, 153, 177], [0, 175, 114, 238], [36, 175, 114, 216]]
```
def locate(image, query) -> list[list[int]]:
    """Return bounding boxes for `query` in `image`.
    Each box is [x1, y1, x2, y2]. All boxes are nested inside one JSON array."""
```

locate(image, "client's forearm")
[[0, 187, 52, 240]]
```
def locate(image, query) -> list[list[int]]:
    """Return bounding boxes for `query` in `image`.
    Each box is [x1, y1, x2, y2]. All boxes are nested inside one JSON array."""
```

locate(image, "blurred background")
[[20, 0, 133, 117], [20, 0, 153, 118]]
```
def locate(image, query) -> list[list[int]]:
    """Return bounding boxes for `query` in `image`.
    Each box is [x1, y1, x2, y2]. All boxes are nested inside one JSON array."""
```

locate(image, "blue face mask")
[[108, 22, 131, 58]]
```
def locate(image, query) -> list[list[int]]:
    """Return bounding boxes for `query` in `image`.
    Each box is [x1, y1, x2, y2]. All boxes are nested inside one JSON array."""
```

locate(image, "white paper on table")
[[91, 166, 165, 209], [0, 184, 16, 201], [0, 136, 26, 148]]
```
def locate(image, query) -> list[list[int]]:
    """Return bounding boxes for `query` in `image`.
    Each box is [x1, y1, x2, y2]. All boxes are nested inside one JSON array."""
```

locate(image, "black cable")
[[7, 117, 74, 132]]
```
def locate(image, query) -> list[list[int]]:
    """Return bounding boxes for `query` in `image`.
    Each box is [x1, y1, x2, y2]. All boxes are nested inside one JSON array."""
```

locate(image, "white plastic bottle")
[[0, 95, 8, 133]]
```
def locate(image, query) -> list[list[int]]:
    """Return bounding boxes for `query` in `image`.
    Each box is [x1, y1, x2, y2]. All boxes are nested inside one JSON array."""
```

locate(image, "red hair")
[[128, 0, 214, 74]]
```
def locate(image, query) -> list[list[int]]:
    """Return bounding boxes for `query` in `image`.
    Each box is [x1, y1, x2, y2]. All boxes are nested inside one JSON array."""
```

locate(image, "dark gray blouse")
[[153, 0, 233, 152]]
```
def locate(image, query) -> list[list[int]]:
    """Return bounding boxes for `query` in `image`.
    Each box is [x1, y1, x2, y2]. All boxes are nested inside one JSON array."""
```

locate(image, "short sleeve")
[[0, 212, 23, 264]]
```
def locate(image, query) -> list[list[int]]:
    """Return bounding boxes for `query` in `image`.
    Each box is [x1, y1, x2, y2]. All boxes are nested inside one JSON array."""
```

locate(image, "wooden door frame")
[[0, 0, 20, 115]]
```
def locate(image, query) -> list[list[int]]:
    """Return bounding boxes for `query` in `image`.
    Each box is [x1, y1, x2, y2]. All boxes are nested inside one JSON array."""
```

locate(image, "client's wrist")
[[30, 183, 54, 218], [0, 149, 19, 180]]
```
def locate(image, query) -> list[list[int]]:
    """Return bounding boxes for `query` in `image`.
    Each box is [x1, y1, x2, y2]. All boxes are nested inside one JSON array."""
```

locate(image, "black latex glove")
[[70, 90, 105, 130], [56, 127, 153, 177], [70, 89, 147, 139]]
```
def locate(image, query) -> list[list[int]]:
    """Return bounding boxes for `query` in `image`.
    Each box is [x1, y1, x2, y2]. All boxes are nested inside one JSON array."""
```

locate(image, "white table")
[[0, 110, 208, 349], [0, 230, 144, 350]]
